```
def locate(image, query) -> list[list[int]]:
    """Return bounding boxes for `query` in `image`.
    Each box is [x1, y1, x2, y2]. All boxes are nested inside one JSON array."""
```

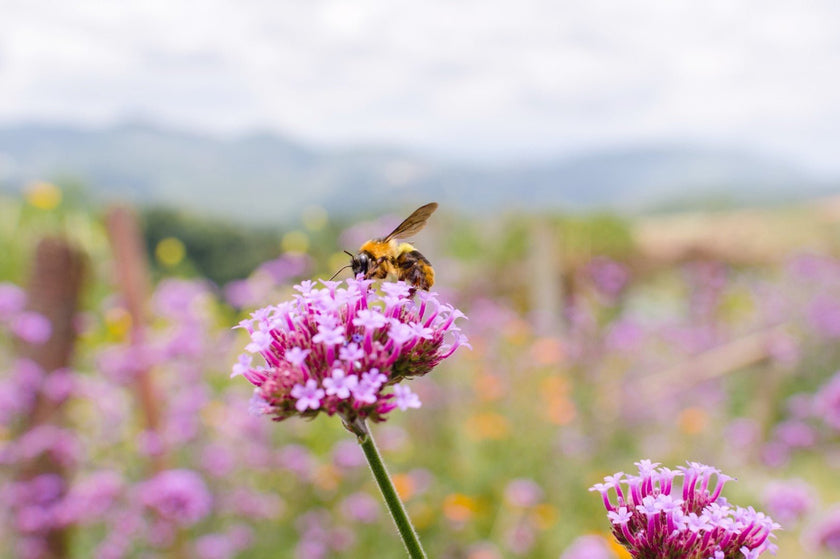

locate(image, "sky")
[[1, 0, 840, 172]]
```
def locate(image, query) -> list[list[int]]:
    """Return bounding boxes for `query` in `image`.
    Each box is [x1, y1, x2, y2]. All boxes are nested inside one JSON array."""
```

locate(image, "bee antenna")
[[343, 250, 354, 257], [328, 264, 352, 281]]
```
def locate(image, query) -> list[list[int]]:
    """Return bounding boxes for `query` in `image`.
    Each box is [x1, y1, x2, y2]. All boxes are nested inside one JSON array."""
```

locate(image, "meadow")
[[2, 183, 840, 558]]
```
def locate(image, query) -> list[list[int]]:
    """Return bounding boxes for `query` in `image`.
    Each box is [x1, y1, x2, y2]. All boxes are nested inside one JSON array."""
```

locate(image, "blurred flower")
[[786, 393, 815, 420], [14, 425, 80, 467], [504, 519, 537, 555], [765, 330, 800, 369], [762, 480, 815, 525], [0, 282, 26, 319], [330, 439, 366, 469], [443, 493, 478, 526], [805, 507, 840, 553], [504, 478, 544, 508], [41, 368, 76, 403], [55, 470, 123, 526], [138, 469, 212, 527], [220, 488, 283, 519], [232, 277, 468, 424], [466, 541, 503, 559], [194, 533, 236, 559], [340, 491, 380, 523], [11, 311, 52, 344], [24, 181, 62, 210], [560, 534, 616, 559], [96, 344, 159, 384], [808, 295, 840, 339], [724, 418, 760, 451], [224, 254, 310, 309], [258, 254, 310, 283], [590, 460, 780, 558], [604, 319, 645, 353], [760, 441, 791, 469], [773, 420, 817, 449], [815, 371, 840, 430], [587, 257, 629, 301]]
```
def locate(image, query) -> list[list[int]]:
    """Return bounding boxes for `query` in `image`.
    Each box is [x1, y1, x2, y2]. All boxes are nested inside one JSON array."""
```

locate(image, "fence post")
[[105, 206, 166, 473], [17, 237, 86, 559]]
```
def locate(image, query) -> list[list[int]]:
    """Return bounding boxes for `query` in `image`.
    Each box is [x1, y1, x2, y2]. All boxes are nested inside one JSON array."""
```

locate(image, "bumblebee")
[[338, 202, 438, 291]]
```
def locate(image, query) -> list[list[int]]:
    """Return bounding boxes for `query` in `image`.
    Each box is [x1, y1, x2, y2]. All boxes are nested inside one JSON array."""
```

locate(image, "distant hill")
[[0, 122, 833, 222]]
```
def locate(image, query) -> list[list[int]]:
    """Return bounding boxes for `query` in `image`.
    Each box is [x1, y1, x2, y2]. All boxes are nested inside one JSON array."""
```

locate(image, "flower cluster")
[[232, 277, 468, 423], [0, 282, 51, 345], [590, 460, 780, 559]]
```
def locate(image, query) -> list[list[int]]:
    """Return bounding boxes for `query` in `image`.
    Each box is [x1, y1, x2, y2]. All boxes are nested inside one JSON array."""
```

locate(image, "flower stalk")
[[348, 418, 427, 558]]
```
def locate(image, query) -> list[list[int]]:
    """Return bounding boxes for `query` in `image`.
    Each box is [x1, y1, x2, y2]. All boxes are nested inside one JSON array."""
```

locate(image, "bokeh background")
[[2, 1, 840, 557]]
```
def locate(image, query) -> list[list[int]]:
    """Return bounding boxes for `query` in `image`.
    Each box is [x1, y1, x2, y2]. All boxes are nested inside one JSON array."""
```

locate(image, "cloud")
[[1, 0, 839, 171]]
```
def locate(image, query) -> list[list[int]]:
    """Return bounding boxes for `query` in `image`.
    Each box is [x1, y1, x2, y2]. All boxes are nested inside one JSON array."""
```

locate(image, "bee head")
[[350, 251, 369, 276]]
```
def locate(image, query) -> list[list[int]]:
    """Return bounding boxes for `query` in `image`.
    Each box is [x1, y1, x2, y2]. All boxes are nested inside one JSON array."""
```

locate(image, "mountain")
[[0, 122, 832, 222]]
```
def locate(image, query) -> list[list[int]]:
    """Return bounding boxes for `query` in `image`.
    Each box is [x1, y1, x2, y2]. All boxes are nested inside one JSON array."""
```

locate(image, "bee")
[[333, 202, 438, 291]]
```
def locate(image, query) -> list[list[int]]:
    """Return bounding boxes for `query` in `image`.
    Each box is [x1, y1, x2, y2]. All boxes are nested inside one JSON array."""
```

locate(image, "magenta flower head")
[[138, 469, 212, 527], [231, 277, 468, 428], [590, 460, 781, 559]]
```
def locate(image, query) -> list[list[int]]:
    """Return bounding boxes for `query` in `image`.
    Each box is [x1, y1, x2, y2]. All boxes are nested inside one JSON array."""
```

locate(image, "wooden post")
[[529, 219, 562, 335], [17, 237, 86, 559], [104, 206, 166, 473]]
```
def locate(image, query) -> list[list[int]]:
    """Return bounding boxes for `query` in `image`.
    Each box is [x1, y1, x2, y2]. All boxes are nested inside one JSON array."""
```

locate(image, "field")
[[3, 185, 840, 558]]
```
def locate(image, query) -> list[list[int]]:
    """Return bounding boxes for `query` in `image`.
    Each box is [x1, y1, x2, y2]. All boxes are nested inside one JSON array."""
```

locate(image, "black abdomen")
[[396, 250, 434, 290]]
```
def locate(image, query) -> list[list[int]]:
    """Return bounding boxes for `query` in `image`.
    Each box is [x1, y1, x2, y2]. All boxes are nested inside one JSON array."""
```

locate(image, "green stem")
[[354, 419, 427, 558]]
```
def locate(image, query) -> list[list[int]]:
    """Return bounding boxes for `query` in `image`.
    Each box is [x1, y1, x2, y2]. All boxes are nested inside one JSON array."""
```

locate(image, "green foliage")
[[141, 207, 282, 285]]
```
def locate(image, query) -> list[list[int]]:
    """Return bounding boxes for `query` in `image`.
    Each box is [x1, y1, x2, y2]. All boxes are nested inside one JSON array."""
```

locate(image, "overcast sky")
[[1, 0, 839, 171]]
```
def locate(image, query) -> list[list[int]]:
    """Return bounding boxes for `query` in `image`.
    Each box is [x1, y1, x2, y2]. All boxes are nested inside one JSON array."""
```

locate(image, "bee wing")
[[383, 202, 439, 242]]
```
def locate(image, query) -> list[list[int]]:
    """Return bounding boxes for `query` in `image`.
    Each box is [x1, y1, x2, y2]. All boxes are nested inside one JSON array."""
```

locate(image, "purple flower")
[[392, 384, 421, 411], [591, 460, 780, 559], [11, 312, 52, 344], [504, 478, 544, 508], [57, 470, 123, 525], [762, 480, 814, 525], [232, 277, 468, 423], [560, 534, 615, 559], [340, 491, 380, 523], [815, 370, 840, 430], [194, 533, 236, 559], [230, 354, 252, 379], [807, 507, 840, 553], [285, 347, 311, 367], [809, 295, 840, 339], [0, 282, 26, 318], [323, 370, 358, 399], [352, 369, 386, 405], [291, 379, 325, 411], [588, 257, 629, 300], [773, 419, 816, 448], [138, 469, 212, 527]]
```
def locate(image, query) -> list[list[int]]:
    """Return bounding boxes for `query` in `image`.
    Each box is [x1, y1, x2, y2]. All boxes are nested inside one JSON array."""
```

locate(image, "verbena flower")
[[138, 469, 212, 527], [232, 277, 468, 424], [815, 370, 840, 430], [806, 507, 840, 554], [590, 460, 781, 559], [761, 480, 814, 525]]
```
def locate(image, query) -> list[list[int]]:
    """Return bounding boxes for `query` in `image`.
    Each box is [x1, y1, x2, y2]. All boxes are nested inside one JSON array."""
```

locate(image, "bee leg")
[[364, 257, 390, 280]]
